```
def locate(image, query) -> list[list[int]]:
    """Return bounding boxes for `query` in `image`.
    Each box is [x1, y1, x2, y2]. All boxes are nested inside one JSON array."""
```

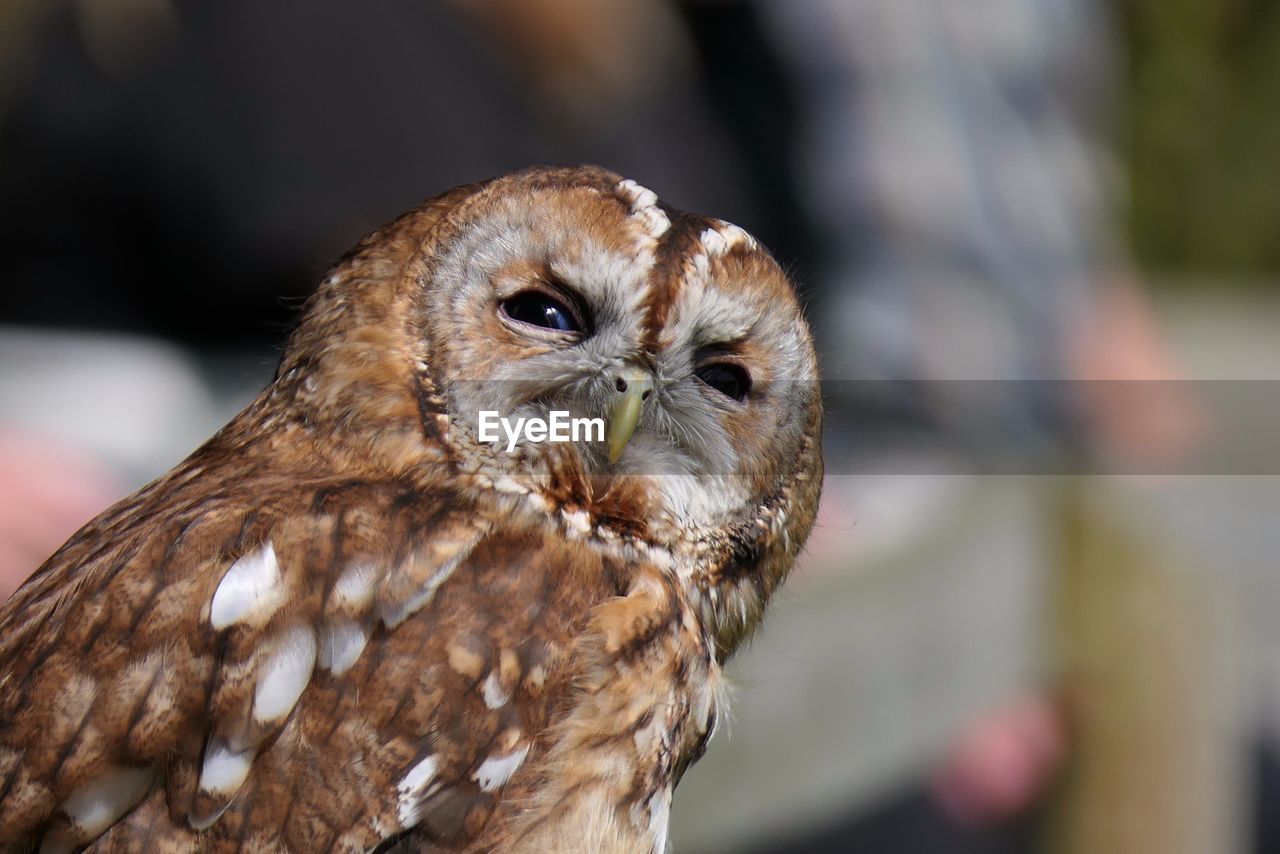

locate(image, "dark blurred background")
[[0, 1, 1277, 852], [0, 0, 810, 346]]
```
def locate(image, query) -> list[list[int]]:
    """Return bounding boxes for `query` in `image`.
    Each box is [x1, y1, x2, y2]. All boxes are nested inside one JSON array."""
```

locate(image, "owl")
[[0, 166, 822, 852]]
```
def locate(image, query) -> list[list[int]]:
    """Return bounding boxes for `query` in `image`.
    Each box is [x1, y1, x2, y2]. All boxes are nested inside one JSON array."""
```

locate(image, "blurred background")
[[1, 1, 1278, 851]]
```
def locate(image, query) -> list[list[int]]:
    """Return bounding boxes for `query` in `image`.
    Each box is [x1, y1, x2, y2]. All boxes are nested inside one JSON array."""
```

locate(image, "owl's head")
[[281, 166, 821, 623]]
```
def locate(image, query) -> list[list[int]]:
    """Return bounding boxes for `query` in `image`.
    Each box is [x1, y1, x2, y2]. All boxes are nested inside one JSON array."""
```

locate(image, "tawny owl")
[[0, 165, 822, 852]]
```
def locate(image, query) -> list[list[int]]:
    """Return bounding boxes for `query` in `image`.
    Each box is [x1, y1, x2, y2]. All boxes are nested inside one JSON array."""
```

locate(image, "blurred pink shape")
[[0, 429, 123, 600], [931, 694, 1068, 826], [1068, 277, 1210, 465]]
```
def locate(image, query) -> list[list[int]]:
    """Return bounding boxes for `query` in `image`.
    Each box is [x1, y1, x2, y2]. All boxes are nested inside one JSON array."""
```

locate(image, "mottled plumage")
[[0, 166, 822, 852]]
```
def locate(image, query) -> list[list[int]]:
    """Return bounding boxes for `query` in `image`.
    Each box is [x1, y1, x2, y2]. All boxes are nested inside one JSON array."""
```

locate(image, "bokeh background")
[[1, 1, 1278, 852]]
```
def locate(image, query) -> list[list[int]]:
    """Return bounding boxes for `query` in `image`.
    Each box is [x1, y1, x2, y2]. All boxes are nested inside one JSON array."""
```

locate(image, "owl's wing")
[[0, 466, 618, 851]]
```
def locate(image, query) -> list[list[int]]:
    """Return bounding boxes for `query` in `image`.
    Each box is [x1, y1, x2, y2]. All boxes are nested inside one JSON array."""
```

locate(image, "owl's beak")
[[607, 367, 653, 463]]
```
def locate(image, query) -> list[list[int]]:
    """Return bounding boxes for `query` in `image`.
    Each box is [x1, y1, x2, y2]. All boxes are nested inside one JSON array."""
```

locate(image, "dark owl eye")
[[501, 291, 582, 334], [696, 362, 751, 402]]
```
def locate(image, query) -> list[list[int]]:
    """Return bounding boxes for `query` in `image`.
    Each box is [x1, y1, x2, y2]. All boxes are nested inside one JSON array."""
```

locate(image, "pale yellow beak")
[[606, 367, 653, 463]]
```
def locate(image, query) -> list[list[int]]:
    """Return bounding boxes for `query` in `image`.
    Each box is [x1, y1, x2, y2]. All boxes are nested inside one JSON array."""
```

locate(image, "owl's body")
[[0, 167, 821, 852]]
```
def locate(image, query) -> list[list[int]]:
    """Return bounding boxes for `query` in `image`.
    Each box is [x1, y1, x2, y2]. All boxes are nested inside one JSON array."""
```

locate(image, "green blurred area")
[[1118, 0, 1280, 282]]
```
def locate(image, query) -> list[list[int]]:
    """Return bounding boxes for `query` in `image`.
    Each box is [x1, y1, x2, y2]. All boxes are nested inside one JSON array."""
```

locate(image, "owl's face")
[[408, 169, 819, 540]]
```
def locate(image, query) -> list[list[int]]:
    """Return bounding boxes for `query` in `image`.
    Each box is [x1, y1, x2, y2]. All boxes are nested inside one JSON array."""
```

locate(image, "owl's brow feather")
[[637, 212, 713, 350]]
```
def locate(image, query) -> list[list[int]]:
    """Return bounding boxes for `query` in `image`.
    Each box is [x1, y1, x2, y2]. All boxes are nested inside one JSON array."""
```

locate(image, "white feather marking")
[[692, 675, 719, 739], [192, 740, 256, 830], [59, 764, 153, 837], [700, 226, 729, 257], [701, 222, 757, 256], [654, 474, 747, 527], [472, 744, 529, 793], [396, 754, 440, 827], [252, 625, 316, 724], [493, 475, 528, 495], [317, 618, 369, 675], [482, 671, 509, 710], [725, 223, 757, 250], [332, 562, 379, 611], [379, 543, 472, 629], [616, 178, 671, 238], [648, 788, 673, 854], [209, 542, 283, 629], [633, 709, 666, 754], [561, 508, 591, 535], [691, 249, 713, 281], [617, 178, 658, 211], [634, 207, 671, 239]]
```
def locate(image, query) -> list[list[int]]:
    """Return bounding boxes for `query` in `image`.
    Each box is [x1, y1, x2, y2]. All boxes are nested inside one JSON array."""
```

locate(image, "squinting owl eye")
[[696, 362, 751, 402], [501, 291, 582, 334]]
